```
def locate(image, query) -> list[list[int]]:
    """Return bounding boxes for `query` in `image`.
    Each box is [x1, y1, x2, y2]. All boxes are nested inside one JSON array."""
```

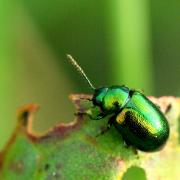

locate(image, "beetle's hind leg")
[[165, 103, 172, 114], [122, 137, 138, 154]]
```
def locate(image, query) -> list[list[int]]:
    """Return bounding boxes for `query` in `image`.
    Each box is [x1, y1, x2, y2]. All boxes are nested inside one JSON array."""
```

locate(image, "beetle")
[[67, 54, 169, 152]]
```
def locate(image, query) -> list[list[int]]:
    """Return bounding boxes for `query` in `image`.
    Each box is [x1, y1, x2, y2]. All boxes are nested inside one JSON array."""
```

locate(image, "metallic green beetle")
[[67, 55, 170, 152]]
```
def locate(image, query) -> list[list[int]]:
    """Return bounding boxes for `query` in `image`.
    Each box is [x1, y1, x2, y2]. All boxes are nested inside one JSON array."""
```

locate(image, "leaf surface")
[[0, 95, 180, 180]]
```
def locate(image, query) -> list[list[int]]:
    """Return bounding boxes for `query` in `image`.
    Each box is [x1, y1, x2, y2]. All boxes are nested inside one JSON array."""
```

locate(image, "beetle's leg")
[[165, 103, 172, 114], [155, 102, 172, 115], [90, 113, 107, 120], [123, 137, 131, 148], [75, 112, 107, 120], [75, 97, 107, 120], [122, 137, 138, 154], [79, 97, 92, 101], [95, 115, 115, 137]]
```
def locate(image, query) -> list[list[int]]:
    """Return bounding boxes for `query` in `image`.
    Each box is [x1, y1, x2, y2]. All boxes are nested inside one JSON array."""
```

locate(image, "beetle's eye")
[[93, 87, 108, 105]]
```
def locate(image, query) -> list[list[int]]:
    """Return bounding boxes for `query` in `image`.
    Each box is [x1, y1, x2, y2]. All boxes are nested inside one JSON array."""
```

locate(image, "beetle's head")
[[92, 87, 108, 106]]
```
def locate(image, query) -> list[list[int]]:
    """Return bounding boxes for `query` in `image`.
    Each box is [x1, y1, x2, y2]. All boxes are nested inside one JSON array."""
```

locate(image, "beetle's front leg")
[[75, 111, 106, 120]]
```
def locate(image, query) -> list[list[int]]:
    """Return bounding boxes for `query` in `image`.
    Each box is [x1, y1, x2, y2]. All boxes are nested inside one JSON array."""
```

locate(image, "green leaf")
[[0, 95, 180, 180]]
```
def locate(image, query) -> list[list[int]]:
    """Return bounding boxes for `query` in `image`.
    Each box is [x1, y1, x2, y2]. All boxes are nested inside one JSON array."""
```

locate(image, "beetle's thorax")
[[93, 86, 130, 113]]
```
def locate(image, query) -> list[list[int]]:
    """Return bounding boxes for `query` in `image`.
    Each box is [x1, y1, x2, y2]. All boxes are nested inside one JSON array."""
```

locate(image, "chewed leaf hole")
[[122, 166, 146, 180]]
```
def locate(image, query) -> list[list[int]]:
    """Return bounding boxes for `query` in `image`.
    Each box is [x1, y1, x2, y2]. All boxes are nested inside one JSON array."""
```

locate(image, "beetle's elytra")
[[67, 55, 170, 152], [92, 86, 169, 152]]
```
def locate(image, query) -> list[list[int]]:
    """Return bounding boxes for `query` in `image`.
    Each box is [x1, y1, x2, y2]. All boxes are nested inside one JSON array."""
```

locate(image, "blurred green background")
[[0, 0, 179, 150]]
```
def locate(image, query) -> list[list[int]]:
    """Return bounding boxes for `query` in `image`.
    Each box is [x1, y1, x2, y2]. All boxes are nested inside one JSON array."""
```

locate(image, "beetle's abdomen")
[[114, 92, 169, 152]]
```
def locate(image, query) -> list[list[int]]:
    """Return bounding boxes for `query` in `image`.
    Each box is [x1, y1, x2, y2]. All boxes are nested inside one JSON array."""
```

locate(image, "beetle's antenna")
[[67, 54, 96, 90]]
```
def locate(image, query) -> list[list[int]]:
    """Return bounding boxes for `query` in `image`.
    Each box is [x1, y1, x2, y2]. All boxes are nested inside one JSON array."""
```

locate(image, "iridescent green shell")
[[92, 86, 169, 152], [114, 92, 169, 151]]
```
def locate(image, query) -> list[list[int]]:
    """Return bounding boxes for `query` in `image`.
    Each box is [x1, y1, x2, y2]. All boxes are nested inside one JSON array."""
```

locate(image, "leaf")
[[0, 95, 180, 180]]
